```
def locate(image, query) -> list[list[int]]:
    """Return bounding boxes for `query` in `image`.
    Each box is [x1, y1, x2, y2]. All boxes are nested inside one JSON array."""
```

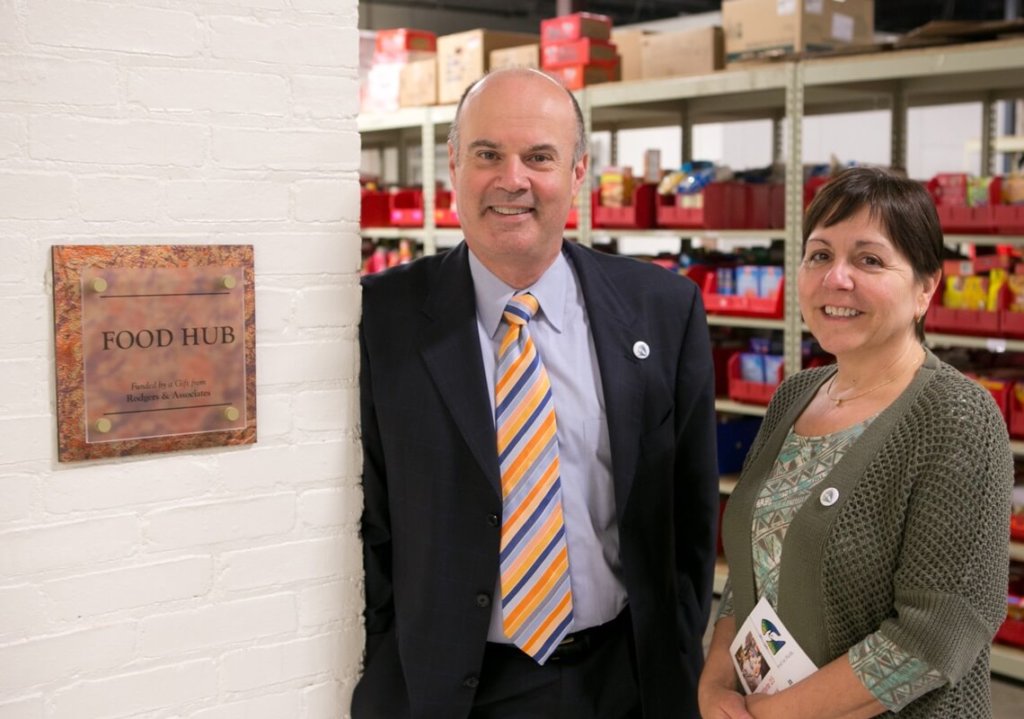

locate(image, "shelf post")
[[771, 111, 783, 166], [578, 88, 592, 248], [681, 104, 692, 164], [982, 91, 997, 176], [422, 107, 437, 256], [784, 61, 805, 378], [890, 83, 908, 172]]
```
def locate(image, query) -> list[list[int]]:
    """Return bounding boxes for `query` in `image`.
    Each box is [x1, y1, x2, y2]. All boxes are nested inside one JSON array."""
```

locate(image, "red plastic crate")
[[361, 190, 390, 227], [936, 204, 999, 234], [727, 352, 782, 406], [1000, 309, 1024, 338], [593, 183, 657, 229], [433, 190, 459, 227], [995, 604, 1024, 649], [541, 38, 618, 68], [804, 175, 830, 209], [701, 270, 784, 319], [995, 205, 1024, 235], [389, 189, 424, 227], [656, 182, 746, 229], [1007, 383, 1024, 439], [967, 374, 1012, 425], [925, 281, 1001, 336], [540, 12, 612, 43], [746, 183, 785, 229], [925, 304, 1000, 335], [375, 28, 436, 59]]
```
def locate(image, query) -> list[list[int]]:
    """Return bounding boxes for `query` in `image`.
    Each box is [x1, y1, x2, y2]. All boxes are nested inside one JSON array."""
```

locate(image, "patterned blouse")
[[719, 422, 945, 711]]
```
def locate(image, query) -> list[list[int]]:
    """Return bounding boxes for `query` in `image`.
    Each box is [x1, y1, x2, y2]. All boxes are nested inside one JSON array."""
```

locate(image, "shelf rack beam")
[[783, 61, 805, 378], [891, 84, 908, 172]]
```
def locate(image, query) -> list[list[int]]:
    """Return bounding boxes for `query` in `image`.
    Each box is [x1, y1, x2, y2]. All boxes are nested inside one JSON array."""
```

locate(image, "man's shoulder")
[[361, 249, 451, 299], [567, 243, 697, 292]]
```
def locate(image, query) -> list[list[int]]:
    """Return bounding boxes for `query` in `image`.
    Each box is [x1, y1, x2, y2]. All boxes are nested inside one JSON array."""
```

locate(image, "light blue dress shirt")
[[468, 248, 629, 643]]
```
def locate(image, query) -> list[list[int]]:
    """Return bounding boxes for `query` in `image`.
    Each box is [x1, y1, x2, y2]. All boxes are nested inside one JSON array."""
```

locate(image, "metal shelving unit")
[[360, 38, 1024, 681]]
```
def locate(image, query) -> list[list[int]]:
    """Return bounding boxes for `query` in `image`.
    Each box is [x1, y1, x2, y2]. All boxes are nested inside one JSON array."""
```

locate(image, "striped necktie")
[[495, 292, 574, 664]]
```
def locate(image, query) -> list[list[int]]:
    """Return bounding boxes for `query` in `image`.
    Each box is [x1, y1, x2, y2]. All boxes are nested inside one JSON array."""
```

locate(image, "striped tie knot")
[[503, 293, 540, 327]]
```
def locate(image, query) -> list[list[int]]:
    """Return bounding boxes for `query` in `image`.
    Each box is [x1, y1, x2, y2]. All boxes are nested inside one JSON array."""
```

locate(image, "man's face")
[[448, 72, 587, 286]]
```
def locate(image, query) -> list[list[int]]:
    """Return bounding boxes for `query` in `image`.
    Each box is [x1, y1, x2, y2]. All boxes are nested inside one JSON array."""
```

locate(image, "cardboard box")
[[722, 0, 874, 61], [541, 38, 619, 68], [611, 28, 651, 82], [546, 61, 619, 91], [437, 29, 539, 104], [642, 27, 723, 79], [399, 58, 437, 107], [489, 43, 539, 71], [541, 12, 612, 43], [375, 28, 437, 61], [362, 62, 403, 113]]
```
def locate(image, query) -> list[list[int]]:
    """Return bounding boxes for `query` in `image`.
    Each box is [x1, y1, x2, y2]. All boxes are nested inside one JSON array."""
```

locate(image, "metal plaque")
[[53, 245, 256, 462]]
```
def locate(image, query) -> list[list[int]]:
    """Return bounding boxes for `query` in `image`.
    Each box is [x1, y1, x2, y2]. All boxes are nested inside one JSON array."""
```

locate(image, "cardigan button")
[[820, 487, 840, 507]]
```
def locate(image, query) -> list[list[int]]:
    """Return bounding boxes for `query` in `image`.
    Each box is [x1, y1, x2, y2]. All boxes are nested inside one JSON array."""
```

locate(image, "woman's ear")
[[919, 269, 942, 315]]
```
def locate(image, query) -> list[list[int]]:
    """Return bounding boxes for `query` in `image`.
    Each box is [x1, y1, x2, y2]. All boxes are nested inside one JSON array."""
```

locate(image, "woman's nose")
[[823, 262, 854, 289]]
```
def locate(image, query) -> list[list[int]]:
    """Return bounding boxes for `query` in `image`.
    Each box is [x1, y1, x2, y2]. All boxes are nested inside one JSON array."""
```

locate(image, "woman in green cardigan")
[[698, 167, 1013, 719]]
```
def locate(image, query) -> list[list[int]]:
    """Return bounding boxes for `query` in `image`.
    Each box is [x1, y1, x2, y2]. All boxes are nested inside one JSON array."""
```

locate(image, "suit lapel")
[[565, 243, 646, 517], [419, 243, 502, 497]]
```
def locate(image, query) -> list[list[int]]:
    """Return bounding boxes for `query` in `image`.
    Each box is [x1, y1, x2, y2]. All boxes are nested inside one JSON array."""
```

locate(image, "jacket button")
[[475, 593, 491, 608], [487, 513, 499, 527], [463, 676, 479, 689]]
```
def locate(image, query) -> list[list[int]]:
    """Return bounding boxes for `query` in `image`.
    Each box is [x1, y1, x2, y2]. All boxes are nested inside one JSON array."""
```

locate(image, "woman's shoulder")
[[921, 358, 1004, 411], [770, 364, 833, 404]]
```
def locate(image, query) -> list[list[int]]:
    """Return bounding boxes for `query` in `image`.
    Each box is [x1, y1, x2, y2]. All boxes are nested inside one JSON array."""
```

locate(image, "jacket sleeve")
[[877, 378, 1013, 684], [358, 320, 395, 662], [672, 288, 721, 642]]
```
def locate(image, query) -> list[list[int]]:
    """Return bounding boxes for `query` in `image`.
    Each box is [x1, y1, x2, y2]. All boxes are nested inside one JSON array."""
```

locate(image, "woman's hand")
[[699, 616, 755, 718], [698, 684, 754, 719]]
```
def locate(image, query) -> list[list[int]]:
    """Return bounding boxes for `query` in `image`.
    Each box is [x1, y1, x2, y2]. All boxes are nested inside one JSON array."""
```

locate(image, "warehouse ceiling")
[[361, 0, 1019, 34]]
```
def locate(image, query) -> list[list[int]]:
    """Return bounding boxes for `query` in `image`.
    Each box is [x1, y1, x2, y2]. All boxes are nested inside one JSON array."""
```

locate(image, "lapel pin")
[[632, 341, 650, 360], [820, 487, 839, 507]]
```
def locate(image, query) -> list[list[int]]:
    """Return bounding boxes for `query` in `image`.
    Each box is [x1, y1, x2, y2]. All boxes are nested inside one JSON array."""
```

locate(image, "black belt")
[[490, 609, 630, 663]]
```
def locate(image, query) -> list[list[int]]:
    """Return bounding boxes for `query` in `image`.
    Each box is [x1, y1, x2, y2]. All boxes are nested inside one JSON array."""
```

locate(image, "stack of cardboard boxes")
[[358, 0, 877, 112], [362, 29, 437, 113], [539, 12, 620, 90], [436, 29, 539, 105], [722, 0, 875, 63]]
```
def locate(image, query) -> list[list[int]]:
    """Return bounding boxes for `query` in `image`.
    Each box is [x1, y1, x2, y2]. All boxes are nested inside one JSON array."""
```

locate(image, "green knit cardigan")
[[721, 350, 1013, 717]]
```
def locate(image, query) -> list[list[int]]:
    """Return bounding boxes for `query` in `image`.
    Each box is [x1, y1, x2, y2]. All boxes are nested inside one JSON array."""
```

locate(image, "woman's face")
[[798, 206, 939, 362]]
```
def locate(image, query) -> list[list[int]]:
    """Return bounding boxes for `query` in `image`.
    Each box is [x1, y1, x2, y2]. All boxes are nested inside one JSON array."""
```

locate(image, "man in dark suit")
[[354, 68, 719, 719]]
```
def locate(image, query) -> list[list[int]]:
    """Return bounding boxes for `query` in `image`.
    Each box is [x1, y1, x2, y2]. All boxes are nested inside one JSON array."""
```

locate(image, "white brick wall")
[[0, 1, 364, 716]]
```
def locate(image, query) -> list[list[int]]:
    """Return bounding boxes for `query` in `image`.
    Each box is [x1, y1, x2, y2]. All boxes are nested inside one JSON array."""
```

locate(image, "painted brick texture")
[[0, 1, 364, 716]]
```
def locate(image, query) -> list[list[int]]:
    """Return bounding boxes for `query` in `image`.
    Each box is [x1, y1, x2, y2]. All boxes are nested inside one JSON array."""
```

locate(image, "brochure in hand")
[[729, 596, 818, 695]]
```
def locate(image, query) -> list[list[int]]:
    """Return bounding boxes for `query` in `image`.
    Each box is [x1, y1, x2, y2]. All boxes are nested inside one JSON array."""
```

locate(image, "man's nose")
[[495, 157, 529, 192]]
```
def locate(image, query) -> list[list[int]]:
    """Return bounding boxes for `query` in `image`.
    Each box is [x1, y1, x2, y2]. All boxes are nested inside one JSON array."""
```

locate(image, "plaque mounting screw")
[[223, 406, 240, 421], [95, 418, 112, 433], [221, 275, 237, 289], [91, 277, 108, 293]]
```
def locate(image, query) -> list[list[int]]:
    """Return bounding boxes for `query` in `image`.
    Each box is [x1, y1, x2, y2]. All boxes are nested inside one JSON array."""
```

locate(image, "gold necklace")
[[824, 346, 922, 408]]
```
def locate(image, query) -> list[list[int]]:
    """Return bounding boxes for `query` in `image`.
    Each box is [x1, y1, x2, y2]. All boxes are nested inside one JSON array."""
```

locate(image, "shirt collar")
[[467, 247, 568, 339]]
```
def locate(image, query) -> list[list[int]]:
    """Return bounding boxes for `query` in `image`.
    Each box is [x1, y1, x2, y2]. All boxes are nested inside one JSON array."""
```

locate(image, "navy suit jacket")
[[354, 241, 719, 719]]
